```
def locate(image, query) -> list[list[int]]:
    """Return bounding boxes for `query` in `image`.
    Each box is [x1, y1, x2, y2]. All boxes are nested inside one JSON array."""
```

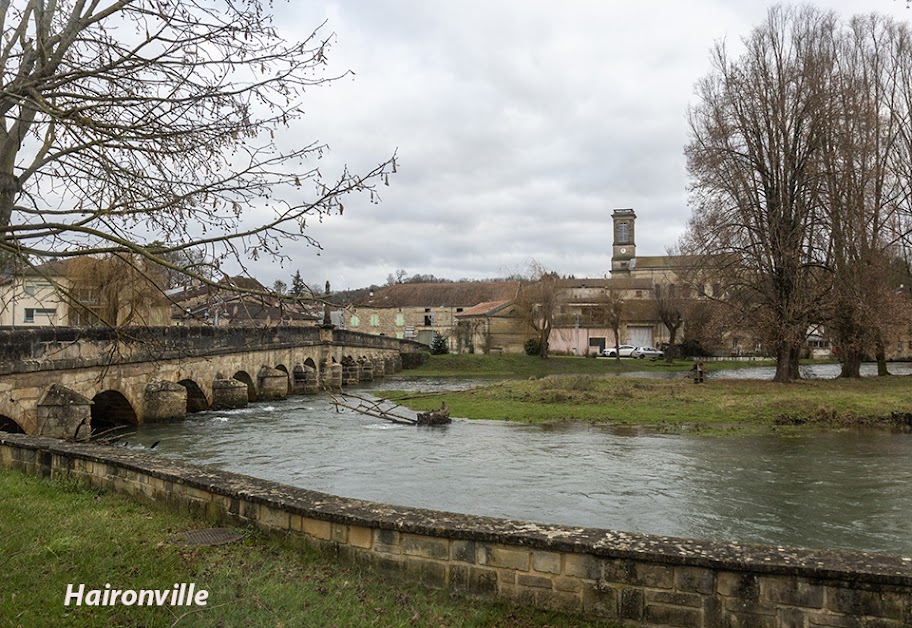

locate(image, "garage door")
[[627, 326, 653, 347]]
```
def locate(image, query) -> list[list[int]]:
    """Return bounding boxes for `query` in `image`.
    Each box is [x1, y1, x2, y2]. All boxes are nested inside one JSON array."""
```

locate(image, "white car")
[[601, 344, 636, 358], [631, 346, 664, 359]]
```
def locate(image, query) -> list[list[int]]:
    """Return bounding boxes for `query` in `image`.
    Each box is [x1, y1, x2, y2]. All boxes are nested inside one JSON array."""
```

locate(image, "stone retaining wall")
[[2, 433, 910, 627]]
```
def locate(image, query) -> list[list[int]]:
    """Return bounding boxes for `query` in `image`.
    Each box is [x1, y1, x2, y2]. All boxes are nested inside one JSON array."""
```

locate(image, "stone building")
[[454, 277, 667, 356], [169, 276, 320, 327], [348, 281, 520, 348], [454, 300, 525, 354], [548, 277, 662, 355]]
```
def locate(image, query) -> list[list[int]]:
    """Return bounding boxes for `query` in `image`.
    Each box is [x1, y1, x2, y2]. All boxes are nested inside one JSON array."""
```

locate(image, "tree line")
[[683, 5, 912, 382]]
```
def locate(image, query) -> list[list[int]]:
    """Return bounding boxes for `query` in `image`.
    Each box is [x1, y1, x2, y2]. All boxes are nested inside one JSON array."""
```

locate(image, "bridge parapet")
[[0, 326, 419, 375]]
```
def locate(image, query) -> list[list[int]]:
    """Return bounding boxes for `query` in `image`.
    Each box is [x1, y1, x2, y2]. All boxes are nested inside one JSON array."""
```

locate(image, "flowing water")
[[125, 368, 912, 557]]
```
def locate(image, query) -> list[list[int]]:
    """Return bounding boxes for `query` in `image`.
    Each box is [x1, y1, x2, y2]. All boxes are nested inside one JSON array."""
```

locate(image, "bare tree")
[[655, 284, 684, 362], [685, 6, 836, 382], [512, 261, 561, 358], [601, 289, 625, 363], [66, 254, 169, 326], [817, 15, 912, 377], [0, 1, 394, 302]]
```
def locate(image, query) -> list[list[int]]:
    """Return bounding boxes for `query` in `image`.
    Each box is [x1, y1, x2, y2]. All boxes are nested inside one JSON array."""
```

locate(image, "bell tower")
[[611, 208, 636, 274]]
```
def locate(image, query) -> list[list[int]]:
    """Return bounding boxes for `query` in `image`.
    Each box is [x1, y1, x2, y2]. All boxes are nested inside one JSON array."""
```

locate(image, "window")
[[350, 315, 360, 328], [24, 308, 56, 324], [395, 313, 405, 327], [24, 281, 52, 296], [370, 314, 379, 327], [456, 308, 463, 313], [424, 308, 433, 326], [617, 222, 629, 244]]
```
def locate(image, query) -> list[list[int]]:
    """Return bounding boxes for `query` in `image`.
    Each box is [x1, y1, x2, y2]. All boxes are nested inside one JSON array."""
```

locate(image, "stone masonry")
[[2, 434, 910, 627]]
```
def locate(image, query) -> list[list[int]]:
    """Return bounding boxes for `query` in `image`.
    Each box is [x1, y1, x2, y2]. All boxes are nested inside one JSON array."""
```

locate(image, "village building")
[[349, 281, 520, 348], [548, 277, 662, 355], [169, 276, 320, 327], [0, 258, 171, 327], [0, 262, 68, 327]]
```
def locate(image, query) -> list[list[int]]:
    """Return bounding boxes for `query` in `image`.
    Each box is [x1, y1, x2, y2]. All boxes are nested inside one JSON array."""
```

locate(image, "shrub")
[[431, 334, 449, 355], [680, 339, 711, 358], [523, 338, 541, 356]]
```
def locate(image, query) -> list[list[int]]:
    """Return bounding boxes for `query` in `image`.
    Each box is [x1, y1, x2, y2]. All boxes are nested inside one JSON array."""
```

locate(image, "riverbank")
[[0, 468, 610, 627], [378, 368, 912, 434], [407, 353, 776, 378]]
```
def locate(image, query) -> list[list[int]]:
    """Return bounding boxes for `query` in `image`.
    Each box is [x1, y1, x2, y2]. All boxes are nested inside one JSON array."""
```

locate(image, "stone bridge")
[[0, 326, 427, 439]]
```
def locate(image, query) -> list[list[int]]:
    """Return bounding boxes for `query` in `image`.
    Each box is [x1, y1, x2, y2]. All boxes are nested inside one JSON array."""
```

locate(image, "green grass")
[[0, 470, 612, 627], [409, 353, 776, 378], [379, 374, 912, 435]]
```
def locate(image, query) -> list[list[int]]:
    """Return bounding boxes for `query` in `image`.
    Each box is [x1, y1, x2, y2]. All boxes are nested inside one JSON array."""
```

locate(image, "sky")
[[245, 0, 911, 291]]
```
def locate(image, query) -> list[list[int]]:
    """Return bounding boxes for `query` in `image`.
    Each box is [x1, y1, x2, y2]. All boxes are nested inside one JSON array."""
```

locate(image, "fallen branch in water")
[[327, 390, 452, 426], [327, 390, 418, 425]]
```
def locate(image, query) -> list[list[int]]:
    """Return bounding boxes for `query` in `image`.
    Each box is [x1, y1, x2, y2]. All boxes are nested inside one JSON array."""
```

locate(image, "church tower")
[[611, 208, 636, 274]]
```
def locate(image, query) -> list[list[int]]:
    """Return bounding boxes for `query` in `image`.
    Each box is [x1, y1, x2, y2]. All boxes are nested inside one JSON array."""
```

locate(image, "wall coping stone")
[[3, 433, 910, 588]]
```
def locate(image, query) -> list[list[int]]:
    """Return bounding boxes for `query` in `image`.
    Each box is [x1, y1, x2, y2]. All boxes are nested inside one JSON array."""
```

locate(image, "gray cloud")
[[241, 0, 910, 290]]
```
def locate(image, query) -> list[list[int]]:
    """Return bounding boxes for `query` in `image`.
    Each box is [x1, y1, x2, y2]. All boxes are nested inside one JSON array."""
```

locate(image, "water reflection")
[[625, 361, 912, 380], [127, 386, 912, 557]]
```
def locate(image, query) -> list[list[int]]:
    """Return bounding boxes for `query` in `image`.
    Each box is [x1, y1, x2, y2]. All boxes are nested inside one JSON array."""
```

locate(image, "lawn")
[[378, 370, 912, 434], [407, 352, 774, 378], [0, 470, 612, 627]]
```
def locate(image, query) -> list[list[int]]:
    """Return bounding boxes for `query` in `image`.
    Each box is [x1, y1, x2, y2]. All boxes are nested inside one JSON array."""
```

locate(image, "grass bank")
[[379, 374, 912, 434], [409, 353, 774, 378], [0, 470, 610, 627]]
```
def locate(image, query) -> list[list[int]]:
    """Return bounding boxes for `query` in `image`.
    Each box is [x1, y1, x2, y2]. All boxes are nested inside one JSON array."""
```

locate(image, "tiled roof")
[[557, 277, 654, 290], [356, 282, 520, 308], [455, 300, 512, 317], [630, 255, 701, 270]]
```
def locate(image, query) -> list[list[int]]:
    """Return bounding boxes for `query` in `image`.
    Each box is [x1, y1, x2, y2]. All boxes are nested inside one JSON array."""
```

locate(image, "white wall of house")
[[549, 327, 618, 355], [0, 277, 69, 326]]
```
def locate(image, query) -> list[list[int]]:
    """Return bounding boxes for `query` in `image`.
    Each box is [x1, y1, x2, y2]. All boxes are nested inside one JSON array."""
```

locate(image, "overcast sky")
[[247, 1, 910, 291]]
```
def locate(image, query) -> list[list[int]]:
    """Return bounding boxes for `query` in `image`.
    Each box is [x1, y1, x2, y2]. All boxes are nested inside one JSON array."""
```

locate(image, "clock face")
[[620, 247, 627, 255]]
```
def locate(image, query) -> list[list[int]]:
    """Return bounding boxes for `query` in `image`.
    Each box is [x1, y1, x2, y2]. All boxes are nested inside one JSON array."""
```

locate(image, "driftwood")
[[416, 402, 451, 426], [328, 391, 451, 426]]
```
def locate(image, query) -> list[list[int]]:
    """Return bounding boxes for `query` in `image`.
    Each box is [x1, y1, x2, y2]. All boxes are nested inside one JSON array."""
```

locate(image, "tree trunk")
[[538, 326, 550, 359], [665, 326, 679, 363], [839, 349, 863, 378], [773, 344, 802, 382], [875, 333, 889, 377], [0, 172, 19, 229]]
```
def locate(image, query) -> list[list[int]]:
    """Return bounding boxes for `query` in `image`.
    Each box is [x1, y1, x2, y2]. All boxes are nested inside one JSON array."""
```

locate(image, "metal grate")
[[169, 528, 246, 546]]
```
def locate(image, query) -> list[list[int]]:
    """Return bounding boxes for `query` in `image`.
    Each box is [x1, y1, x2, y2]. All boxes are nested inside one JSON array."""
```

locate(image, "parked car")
[[631, 346, 664, 359], [601, 344, 636, 358]]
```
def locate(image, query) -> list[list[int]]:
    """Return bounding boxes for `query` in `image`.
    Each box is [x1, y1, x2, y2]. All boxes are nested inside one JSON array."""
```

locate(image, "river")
[[124, 367, 912, 557]]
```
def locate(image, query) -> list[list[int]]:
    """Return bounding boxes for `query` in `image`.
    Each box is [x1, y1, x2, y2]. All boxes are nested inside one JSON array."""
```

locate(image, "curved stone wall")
[[2, 433, 909, 627]]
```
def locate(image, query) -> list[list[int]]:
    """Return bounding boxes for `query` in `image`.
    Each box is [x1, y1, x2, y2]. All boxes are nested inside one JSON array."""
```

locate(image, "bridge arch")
[[232, 371, 257, 402], [177, 379, 209, 413], [0, 414, 25, 433], [91, 390, 138, 435], [275, 364, 292, 395]]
